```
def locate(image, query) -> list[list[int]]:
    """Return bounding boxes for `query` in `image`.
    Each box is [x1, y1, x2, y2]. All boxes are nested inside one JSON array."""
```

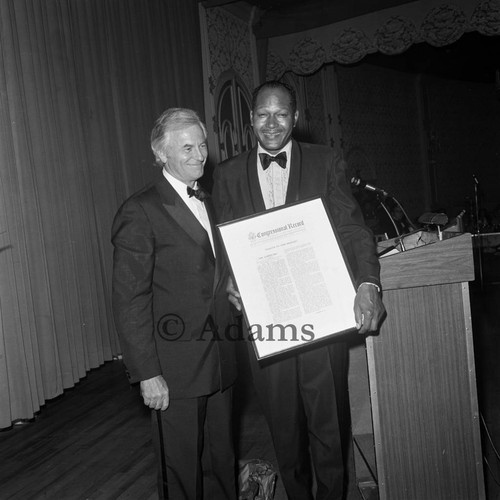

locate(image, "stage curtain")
[[0, 0, 205, 428]]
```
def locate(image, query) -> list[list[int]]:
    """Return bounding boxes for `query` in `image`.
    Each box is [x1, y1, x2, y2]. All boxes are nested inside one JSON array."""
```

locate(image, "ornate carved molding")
[[267, 1, 500, 79], [206, 7, 254, 93]]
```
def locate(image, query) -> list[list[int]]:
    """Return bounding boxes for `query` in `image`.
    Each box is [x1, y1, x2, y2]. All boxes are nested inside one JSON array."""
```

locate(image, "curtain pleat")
[[0, 0, 205, 428]]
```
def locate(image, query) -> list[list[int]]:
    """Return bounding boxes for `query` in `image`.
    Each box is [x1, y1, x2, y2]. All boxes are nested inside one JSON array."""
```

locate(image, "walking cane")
[[156, 409, 169, 499]]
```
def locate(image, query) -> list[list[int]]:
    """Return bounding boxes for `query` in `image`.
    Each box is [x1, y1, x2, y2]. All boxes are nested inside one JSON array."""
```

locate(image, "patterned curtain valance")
[[266, 0, 500, 78]]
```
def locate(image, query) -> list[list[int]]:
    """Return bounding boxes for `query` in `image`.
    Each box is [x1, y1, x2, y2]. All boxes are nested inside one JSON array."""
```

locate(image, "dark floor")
[[233, 342, 361, 500], [0, 279, 499, 499]]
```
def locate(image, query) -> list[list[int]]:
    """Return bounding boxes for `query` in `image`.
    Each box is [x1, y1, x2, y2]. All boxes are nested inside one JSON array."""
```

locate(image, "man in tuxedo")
[[112, 108, 237, 499], [212, 81, 385, 500]]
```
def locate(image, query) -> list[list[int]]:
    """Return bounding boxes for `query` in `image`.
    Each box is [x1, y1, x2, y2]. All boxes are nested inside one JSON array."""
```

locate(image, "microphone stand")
[[473, 174, 484, 291], [351, 177, 415, 253], [393, 197, 417, 232], [378, 196, 404, 247], [378, 194, 416, 252]]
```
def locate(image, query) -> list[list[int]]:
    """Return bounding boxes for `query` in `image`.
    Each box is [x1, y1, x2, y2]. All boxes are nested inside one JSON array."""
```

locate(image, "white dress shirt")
[[257, 141, 293, 209]]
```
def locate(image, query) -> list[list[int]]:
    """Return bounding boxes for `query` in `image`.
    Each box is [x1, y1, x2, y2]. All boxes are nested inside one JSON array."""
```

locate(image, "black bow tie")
[[259, 151, 287, 171], [187, 186, 207, 202]]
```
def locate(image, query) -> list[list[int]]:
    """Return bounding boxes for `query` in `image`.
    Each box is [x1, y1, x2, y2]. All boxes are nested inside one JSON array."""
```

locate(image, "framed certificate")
[[217, 197, 357, 359]]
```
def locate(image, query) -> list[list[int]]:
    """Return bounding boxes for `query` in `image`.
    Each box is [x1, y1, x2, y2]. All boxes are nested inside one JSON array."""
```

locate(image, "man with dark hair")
[[112, 108, 237, 499], [212, 81, 385, 500]]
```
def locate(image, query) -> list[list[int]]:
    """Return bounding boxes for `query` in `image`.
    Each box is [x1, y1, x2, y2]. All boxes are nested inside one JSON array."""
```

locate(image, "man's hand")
[[140, 375, 170, 411], [226, 276, 242, 311], [354, 283, 386, 334]]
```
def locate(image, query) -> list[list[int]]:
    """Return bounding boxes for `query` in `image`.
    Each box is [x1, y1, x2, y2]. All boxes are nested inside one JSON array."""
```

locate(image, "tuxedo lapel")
[[285, 140, 302, 204], [205, 197, 222, 290], [246, 148, 266, 214], [155, 177, 215, 264]]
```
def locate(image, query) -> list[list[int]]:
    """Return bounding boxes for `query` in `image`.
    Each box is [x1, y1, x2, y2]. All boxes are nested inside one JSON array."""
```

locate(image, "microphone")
[[351, 177, 390, 197]]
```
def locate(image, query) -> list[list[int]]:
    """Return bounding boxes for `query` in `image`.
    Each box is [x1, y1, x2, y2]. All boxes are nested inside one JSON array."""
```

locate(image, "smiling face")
[[160, 124, 208, 187], [250, 86, 299, 154]]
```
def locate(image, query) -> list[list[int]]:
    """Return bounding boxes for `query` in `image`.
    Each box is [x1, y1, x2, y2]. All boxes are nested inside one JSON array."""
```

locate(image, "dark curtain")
[[0, 0, 205, 428]]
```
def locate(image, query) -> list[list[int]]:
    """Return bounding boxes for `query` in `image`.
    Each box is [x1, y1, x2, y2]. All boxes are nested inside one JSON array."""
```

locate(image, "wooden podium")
[[348, 233, 485, 500]]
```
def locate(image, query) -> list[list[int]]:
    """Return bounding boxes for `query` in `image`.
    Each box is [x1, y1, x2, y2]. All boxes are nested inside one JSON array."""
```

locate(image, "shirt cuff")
[[358, 282, 381, 293]]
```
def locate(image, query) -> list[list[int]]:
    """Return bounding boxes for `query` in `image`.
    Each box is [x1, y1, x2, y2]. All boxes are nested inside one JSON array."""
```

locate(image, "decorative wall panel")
[[302, 71, 329, 145], [201, 6, 255, 163], [285, 71, 329, 145], [336, 63, 425, 220], [205, 7, 254, 95]]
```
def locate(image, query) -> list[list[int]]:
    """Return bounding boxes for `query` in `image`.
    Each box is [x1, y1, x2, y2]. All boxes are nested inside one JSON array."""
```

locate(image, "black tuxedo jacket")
[[212, 140, 381, 289], [112, 176, 236, 399]]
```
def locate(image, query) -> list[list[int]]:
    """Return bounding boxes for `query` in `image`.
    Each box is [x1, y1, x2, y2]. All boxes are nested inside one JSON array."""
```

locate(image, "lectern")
[[349, 233, 485, 500]]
